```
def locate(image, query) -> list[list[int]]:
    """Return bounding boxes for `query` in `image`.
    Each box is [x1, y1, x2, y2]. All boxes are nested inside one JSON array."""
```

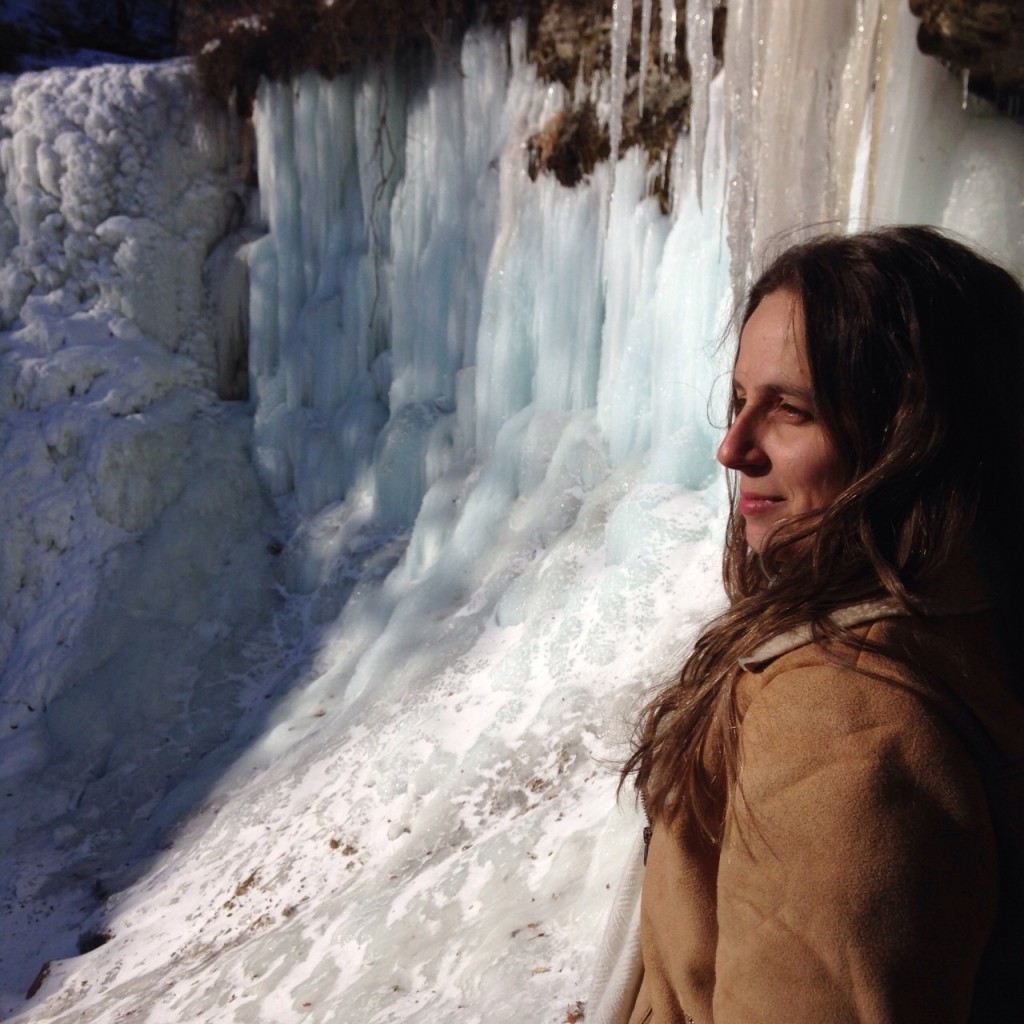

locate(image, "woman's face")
[[717, 289, 845, 553]]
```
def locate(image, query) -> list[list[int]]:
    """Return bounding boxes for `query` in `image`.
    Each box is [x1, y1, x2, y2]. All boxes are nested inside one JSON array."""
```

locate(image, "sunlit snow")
[[1, 2, 1022, 1022]]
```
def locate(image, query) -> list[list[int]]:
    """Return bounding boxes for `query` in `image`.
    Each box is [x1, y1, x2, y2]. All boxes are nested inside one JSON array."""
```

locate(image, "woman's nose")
[[717, 413, 768, 472]]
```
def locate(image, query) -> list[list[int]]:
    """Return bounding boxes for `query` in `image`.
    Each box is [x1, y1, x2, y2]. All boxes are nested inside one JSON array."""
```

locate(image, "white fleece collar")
[[737, 594, 992, 670]]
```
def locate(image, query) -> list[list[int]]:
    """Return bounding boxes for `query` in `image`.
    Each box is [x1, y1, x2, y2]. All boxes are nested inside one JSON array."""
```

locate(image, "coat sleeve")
[[713, 659, 997, 1024]]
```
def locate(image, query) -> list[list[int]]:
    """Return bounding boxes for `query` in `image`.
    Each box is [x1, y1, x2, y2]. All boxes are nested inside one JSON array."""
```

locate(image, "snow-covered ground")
[[1, 1, 1022, 1021]]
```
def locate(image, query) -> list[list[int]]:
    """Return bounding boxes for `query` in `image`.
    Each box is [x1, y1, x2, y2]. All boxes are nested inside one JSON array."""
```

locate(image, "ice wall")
[[243, 0, 1024, 678], [248, 25, 731, 560], [724, 0, 1024, 291]]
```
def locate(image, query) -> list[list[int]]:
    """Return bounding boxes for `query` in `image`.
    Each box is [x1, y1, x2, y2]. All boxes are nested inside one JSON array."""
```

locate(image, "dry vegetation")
[[512, 0, 725, 195], [178, 0, 480, 116], [178, 0, 726, 195]]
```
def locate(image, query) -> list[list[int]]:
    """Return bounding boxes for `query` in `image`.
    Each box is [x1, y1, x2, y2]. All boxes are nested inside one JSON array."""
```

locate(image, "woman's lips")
[[738, 493, 783, 516]]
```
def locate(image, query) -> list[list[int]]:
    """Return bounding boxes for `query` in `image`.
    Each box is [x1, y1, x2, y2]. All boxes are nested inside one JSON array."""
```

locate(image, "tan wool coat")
[[627, 608, 1024, 1024]]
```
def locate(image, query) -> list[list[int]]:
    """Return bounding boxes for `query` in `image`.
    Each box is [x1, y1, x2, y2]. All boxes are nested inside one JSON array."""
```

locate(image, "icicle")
[[857, 2, 896, 224], [609, 0, 634, 167], [660, 0, 677, 75], [686, 0, 713, 208], [961, 67, 970, 110], [639, 0, 653, 117], [722, 0, 763, 300]]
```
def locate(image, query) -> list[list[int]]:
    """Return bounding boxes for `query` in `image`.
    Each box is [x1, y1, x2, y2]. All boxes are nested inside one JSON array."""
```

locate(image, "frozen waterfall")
[[1, 1, 1022, 1021]]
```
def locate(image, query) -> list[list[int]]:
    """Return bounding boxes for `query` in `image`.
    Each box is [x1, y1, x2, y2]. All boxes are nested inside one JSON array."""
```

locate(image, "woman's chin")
[[743, 522, 771, 554]]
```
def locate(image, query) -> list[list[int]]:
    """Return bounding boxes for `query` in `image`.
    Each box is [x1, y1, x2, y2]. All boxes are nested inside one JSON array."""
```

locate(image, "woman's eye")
[[778, 400, 811, 421]]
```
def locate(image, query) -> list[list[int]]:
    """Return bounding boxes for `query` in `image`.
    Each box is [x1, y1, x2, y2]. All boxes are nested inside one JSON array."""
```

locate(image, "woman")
[[598, 226, 1024, 1023]]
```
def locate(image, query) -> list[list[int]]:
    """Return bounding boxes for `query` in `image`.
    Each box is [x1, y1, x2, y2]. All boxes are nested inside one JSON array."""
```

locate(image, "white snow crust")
[[1, 2, 1022, 1022]]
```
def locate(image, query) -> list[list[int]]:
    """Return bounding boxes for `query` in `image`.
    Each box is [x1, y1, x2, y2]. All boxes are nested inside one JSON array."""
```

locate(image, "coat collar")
[[737, 593, 993, 671]]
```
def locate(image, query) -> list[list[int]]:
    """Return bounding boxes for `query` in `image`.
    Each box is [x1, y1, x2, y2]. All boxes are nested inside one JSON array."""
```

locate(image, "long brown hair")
[[624, 226, 1024, 839]]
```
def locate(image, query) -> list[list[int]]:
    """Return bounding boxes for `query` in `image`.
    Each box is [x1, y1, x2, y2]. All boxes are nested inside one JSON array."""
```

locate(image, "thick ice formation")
[[0, 58, 283, 1015], [1, 2, 1022, 1022], [0, 60, 275, 724], [685, 0, 713, 205]]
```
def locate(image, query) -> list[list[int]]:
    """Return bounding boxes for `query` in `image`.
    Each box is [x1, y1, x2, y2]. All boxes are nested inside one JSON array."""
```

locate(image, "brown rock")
[[909, 0, 1024, 109], [504, 0, 725, 200], [26, 961, 50, 1000]]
